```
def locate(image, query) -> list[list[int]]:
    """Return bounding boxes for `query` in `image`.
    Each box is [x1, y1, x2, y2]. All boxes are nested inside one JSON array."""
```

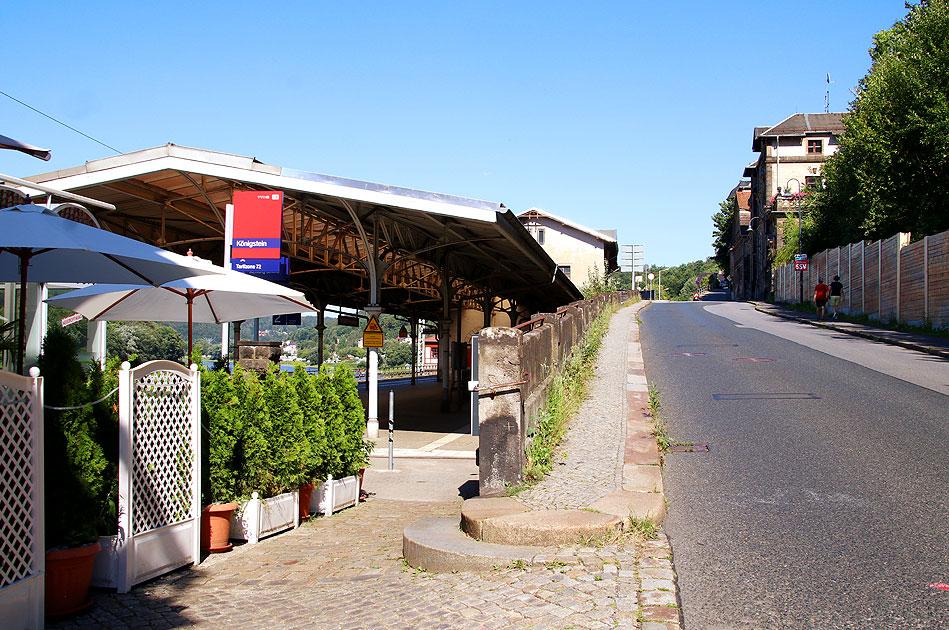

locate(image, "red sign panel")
[[794, 261, 808, 271], [232, 191, 283, 259]]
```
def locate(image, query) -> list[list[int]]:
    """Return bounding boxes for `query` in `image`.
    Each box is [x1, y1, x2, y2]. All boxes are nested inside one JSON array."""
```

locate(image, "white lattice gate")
[[0, 368, 44, 629], [116, 360, 200, 593]]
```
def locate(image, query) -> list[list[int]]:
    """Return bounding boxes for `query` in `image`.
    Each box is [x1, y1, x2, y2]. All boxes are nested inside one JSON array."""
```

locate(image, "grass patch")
[[648, 384, 673, 453], [626, 516, 659, 542]]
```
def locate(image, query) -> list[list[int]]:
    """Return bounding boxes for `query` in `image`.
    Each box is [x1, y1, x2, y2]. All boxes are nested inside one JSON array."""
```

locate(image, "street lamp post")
[[748, 216, 761, 301], [783, 178, 804, 304]]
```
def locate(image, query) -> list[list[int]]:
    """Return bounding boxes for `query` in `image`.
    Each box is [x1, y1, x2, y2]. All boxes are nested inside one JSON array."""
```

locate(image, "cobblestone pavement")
[[517, 305, 635, 510], [49, 302, 682, 629], [50, 498, 678, 629]]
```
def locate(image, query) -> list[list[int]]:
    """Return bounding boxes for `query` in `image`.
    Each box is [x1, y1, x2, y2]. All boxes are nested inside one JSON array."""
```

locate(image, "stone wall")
[[236, 340, 281, 372]]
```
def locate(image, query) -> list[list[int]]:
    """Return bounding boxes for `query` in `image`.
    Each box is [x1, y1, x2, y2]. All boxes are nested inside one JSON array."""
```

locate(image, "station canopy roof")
[[23, 144, 582, 320]]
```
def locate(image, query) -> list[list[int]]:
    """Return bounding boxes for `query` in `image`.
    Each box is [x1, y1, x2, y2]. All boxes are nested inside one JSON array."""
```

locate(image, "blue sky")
[[1, 1, 911, 268]]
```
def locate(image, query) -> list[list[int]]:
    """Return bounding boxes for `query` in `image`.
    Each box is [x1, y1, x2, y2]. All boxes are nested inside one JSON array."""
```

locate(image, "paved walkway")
[[752, 301, 949, 358], [49, 301, 681, 630], [517, 306, 633, 509]]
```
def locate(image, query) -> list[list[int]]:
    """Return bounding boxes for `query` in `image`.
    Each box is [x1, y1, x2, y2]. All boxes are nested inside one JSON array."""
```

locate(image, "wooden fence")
[[773, 229, 949, 327]]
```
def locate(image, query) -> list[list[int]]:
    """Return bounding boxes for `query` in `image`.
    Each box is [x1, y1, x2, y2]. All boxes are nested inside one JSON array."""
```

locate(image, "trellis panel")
[[117, 361, 200, 593], [0, 368, 44, 629]]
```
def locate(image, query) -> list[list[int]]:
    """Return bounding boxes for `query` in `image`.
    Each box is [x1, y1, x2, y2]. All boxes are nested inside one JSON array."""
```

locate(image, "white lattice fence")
[[114, 360, 200, 593], [0, 368, 44, 629]]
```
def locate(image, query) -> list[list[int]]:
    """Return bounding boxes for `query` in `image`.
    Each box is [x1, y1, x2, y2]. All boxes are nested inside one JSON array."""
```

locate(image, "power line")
[[0, 88, 122, 155]]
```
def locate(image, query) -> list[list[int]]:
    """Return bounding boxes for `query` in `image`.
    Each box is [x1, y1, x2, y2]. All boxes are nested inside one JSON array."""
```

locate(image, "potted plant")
[[199, 366, 241, 552], [39, 328, 117, 616], [290, 366, 325, 520]]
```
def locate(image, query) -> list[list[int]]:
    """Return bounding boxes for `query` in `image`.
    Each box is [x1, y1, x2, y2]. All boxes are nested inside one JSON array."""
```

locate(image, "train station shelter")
[[20, 144, 582, 433]]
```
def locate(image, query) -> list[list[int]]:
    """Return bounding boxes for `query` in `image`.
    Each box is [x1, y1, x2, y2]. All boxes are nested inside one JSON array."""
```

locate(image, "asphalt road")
[[640, 300, 949, 629]]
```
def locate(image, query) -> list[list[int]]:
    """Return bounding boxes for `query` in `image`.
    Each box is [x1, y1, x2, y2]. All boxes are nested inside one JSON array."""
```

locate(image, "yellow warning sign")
[[362, 316, 384, 348]]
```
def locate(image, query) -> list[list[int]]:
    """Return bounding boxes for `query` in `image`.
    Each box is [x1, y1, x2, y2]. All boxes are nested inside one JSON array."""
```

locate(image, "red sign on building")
[[232, 191, 283, 259]]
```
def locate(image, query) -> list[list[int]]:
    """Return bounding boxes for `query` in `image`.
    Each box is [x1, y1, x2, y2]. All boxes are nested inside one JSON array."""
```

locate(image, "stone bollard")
[[477, 327, 525, 496]]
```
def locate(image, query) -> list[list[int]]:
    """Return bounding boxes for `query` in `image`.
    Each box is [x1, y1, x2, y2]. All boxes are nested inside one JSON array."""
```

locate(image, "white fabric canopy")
[[47, 258, 316, 355]]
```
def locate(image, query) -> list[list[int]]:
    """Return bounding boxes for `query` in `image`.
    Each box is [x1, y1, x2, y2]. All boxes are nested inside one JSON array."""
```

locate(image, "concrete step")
[[403, 517, 568, 573], [460, 496, 531, 539], [480, 509, 623, 546], [461, 498, 625, 546]]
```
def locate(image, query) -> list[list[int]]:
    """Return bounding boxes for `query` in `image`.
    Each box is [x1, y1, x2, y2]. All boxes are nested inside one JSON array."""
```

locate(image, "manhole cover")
[[668, 443, 709, 453], [733, 357, 775, 362], [666, 352, 708, 357]]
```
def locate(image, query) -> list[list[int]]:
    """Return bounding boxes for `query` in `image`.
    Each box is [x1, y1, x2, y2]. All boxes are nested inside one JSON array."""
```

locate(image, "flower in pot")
[[40, 328, 118, 616]]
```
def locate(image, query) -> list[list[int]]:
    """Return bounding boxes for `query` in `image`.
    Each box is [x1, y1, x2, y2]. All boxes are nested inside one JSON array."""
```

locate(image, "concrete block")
[[460, 497, 530, 539], [625, 438, 660, 465], [477, 327, 525, 496], [480, 509, 622, 546], [402, 517, 563, 573], [622, 464, 664, 493], [589, 491, 666, 524]]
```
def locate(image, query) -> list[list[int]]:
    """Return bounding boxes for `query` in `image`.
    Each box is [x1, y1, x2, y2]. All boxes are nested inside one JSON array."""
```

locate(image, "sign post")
[[362, 315, 384, 348]]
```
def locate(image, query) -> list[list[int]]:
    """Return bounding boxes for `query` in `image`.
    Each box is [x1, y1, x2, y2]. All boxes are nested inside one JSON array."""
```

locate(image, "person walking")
[[829, 275, 844, 320], [814, 278, 830, 320]]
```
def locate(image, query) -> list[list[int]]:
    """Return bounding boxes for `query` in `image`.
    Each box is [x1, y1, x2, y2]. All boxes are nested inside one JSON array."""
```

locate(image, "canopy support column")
[[410, 317, 418, 385], [365, 305, 382, 438]]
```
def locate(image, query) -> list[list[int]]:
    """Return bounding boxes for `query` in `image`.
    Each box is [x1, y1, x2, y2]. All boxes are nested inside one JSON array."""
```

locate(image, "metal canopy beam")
[[24, 144, 582, 322]]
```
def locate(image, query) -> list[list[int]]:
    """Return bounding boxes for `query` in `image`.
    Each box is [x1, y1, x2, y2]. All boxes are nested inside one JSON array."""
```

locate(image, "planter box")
[[230, 490, 300, 545], [309, 475, 360, 517], [91, 535, 119, 589]]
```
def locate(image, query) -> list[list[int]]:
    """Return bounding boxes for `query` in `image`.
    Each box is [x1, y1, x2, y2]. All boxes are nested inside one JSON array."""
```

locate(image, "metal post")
[[388, 390, 394, 471], [366, 305, 382, 438], [798, 196, 803, 305]]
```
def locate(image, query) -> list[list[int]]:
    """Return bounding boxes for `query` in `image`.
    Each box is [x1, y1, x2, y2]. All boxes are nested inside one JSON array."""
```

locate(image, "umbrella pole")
[[187, 293, 194, 360], [16, 252, 31, 374]]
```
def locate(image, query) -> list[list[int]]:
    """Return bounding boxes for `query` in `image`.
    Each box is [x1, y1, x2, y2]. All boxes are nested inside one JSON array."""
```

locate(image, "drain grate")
[[668, 443, 709, 453]]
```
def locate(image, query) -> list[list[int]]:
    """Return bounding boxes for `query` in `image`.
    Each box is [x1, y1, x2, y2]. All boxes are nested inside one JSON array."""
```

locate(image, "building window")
[[805, 175, 822, 189], [558, 264, 571, 278], [537, 228, 545, 244], [807, 139, 823, 154]]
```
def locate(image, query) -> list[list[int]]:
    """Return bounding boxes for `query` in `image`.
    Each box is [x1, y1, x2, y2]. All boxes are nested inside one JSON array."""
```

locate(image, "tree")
[[107, 321, 187, 363], [382, 339, 413, 368], [711, 199, 734, 272], [807, 0, 949, 250]]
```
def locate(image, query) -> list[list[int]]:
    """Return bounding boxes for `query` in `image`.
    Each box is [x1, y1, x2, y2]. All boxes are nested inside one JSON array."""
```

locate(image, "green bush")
[[40, 327, 118, 548], [201, 363, 370, 502]]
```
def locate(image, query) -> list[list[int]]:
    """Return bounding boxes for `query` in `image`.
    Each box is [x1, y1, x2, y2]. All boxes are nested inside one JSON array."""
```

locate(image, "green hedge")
[[201, 363, 372, 504]]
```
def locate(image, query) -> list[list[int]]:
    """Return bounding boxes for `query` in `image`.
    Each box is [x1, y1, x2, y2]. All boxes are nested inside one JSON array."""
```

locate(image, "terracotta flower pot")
[[201, 502, 238, 553], [46, 540, 101, 617], [299, 483, 314, 521]]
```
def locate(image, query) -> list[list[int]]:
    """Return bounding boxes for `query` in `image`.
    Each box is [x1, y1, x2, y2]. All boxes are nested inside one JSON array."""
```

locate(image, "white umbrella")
[[47, 259, 317, 356], [0, 204, 221, 371]]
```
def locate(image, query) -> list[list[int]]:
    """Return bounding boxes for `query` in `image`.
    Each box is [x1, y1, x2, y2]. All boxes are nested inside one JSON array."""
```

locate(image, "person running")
[[814, 278, 830, 320], [829, 275, 844, 320]]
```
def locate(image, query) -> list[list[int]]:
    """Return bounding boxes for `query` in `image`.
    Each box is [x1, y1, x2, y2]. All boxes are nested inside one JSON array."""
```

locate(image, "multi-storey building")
[[742, 113, 845, 298], [518, 208, 618, 288]]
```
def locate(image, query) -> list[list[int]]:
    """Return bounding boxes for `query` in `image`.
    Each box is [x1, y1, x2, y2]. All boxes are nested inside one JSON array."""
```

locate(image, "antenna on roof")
[[824, 73, 834, 113]]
